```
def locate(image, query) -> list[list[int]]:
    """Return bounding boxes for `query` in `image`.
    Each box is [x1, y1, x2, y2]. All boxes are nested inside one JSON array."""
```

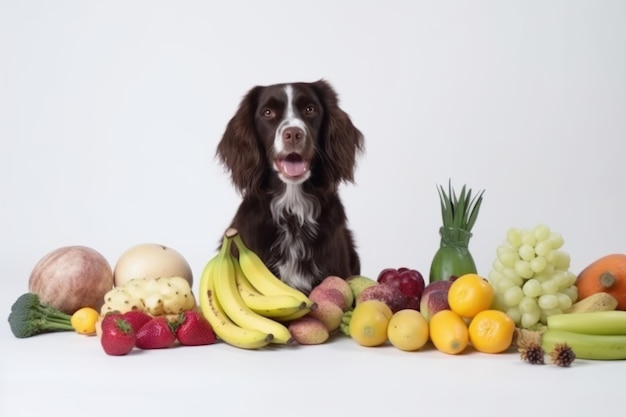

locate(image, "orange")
[[349, 300, 393, 347], [468, 309, 515, 353], [448, 273, 494, 318], [387, 309, 429, 351], [575, 254, 626, 310], [70, 307, 100, 335], [429, 309, 468, 355]]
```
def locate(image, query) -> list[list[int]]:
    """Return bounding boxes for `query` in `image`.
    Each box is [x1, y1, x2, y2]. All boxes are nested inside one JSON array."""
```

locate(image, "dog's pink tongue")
[[280, 160, 307, 177]]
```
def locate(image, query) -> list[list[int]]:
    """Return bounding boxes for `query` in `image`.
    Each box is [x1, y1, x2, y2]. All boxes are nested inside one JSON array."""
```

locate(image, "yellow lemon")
[[349, 300, 392, 347], [387, 309, 429, 351]]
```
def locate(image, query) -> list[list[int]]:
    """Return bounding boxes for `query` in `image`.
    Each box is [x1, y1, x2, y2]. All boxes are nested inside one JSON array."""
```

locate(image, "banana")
[[541, 329, 626, 360], [228, 228, 314, 308], [233, 256, 307, 318], [565, 292, 618, 314], [212, 236, 294, 345], [198, 255, 273, 350], [547, 310, 626, 335]]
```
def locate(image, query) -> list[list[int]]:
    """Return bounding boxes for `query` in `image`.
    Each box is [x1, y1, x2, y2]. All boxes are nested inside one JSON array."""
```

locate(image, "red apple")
[[377, 267, 425, 310]]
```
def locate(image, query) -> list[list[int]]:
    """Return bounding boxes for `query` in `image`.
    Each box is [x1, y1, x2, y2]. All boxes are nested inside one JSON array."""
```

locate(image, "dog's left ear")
[[312, 79, 365, 187], [216, 86, 267, 195]]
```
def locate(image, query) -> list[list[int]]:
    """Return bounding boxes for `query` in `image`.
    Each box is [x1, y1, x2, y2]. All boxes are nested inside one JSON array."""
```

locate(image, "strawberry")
[[100, 317, 136, 356], [175, 310, 217, 346], [122, 311, 153, 333], [100, 312, 124, 331], [135, 317, 177, 349]]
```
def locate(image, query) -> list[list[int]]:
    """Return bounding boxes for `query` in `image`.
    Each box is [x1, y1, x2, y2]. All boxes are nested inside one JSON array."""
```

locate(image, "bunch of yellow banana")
[[198, 228, 315, 349]]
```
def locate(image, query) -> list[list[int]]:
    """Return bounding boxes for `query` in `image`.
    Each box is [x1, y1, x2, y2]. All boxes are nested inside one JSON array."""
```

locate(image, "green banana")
[[542, 329, 626, 360], [228, 228, 313, 308], [233, 256, 307, 318], [547, 311, 626, 335], [198, 254, 273, 350], [213, 235, 294, 345]]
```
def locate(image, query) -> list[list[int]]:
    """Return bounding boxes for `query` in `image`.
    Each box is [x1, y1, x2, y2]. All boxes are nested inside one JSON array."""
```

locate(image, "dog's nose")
[[282, 127, 305, 144]]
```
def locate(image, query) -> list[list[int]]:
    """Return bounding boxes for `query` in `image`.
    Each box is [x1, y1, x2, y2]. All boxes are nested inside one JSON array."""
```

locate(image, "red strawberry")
[[100, 318, 136, 356], [100, 312, 124, 331], [175, 310, 216, 346], [135, 317, 177, 349], [122, 311, 153, 333]]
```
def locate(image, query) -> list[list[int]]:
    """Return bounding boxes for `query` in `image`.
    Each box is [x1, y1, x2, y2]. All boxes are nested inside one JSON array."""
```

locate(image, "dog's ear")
[[312, 79, 365, 188], [216, 86, 267, 195]]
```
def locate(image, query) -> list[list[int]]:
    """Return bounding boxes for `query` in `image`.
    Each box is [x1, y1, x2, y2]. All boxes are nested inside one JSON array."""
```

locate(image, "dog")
[[216, 79, 364, 294]]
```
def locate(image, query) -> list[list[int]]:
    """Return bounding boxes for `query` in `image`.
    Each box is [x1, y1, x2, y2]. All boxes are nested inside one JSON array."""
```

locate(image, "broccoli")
[[8, 293, 75, 338]]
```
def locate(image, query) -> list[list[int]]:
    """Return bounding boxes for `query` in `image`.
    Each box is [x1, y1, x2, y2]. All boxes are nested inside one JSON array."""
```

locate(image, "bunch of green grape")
[[488, 224, 578, 329]]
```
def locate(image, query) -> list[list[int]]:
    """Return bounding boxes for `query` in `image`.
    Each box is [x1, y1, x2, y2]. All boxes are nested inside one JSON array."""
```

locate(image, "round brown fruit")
[[28, 246, 114, 314]]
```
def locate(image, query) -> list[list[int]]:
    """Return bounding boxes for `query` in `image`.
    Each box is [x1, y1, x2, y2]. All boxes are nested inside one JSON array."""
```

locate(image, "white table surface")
[[1, 319, 623, 417]]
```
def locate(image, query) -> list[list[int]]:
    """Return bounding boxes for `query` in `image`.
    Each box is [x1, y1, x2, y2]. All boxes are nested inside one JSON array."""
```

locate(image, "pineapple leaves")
[[436, 180, 484, 233]]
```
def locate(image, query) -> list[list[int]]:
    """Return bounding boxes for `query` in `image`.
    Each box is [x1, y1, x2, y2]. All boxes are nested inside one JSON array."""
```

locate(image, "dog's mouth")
[[275, 153, 310, 179]]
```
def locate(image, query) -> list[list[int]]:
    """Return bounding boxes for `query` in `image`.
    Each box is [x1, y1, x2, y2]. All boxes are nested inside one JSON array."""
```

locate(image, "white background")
[[1, 1, 625, 416]]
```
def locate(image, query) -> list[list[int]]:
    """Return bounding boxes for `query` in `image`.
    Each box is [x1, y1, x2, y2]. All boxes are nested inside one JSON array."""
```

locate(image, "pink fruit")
[[377, 267, 425, 310], [309, 286, 348, 311], [288, 317, 330, 345], [308, 300, 344, 332], [317, 276, 353, 308], [420, 281, 453, 322], [356, 283, 406, 313]]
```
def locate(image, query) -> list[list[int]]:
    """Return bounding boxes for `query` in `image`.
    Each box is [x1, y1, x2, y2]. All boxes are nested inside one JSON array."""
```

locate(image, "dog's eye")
[[305, 105, 317, 116], [262, 108, 276, 119]]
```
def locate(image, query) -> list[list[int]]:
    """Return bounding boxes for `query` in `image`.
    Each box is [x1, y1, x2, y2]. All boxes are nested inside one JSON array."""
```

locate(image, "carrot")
[[575, 254, 626, 310]]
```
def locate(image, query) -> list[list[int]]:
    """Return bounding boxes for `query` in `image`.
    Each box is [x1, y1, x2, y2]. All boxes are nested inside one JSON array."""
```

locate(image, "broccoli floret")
[[8, 293, 75, 338]]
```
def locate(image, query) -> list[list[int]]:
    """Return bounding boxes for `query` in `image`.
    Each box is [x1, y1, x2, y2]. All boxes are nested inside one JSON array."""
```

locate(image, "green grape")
[[519, 296, 539, 314], [541, 279, 559, 295], [532, 224, 551, 241], [497, 247, 518, 268], [506, 306, 522, 324], [561, 286, 579, 303], [492, 259, 506, 273], [534, 240, 552, 257], [507, 228, 522, 247], [518, 244, 536, 261], [548, 233, 564, 249], [522, 278, 542, 298], [521, 311, 541, 328], [554, 251, 571, 271], [538, 294, 558, 310], [553, 270, 575, 290], [503, 286, 524, 307], [529, 256, 547, 273], [514, 260, 533, 279], [502, 267, 524, 287], [521, 231, 537, 247], [556, 292, 573, 310]]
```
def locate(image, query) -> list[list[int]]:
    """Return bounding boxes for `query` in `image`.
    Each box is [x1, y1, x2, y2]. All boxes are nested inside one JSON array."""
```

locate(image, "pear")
[[346, 275, 378, 302]]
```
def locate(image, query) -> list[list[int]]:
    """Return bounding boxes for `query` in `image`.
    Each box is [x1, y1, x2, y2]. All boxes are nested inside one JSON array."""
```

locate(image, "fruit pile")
[[342, 273, 515, 355], [8, 179, 626, 365]]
